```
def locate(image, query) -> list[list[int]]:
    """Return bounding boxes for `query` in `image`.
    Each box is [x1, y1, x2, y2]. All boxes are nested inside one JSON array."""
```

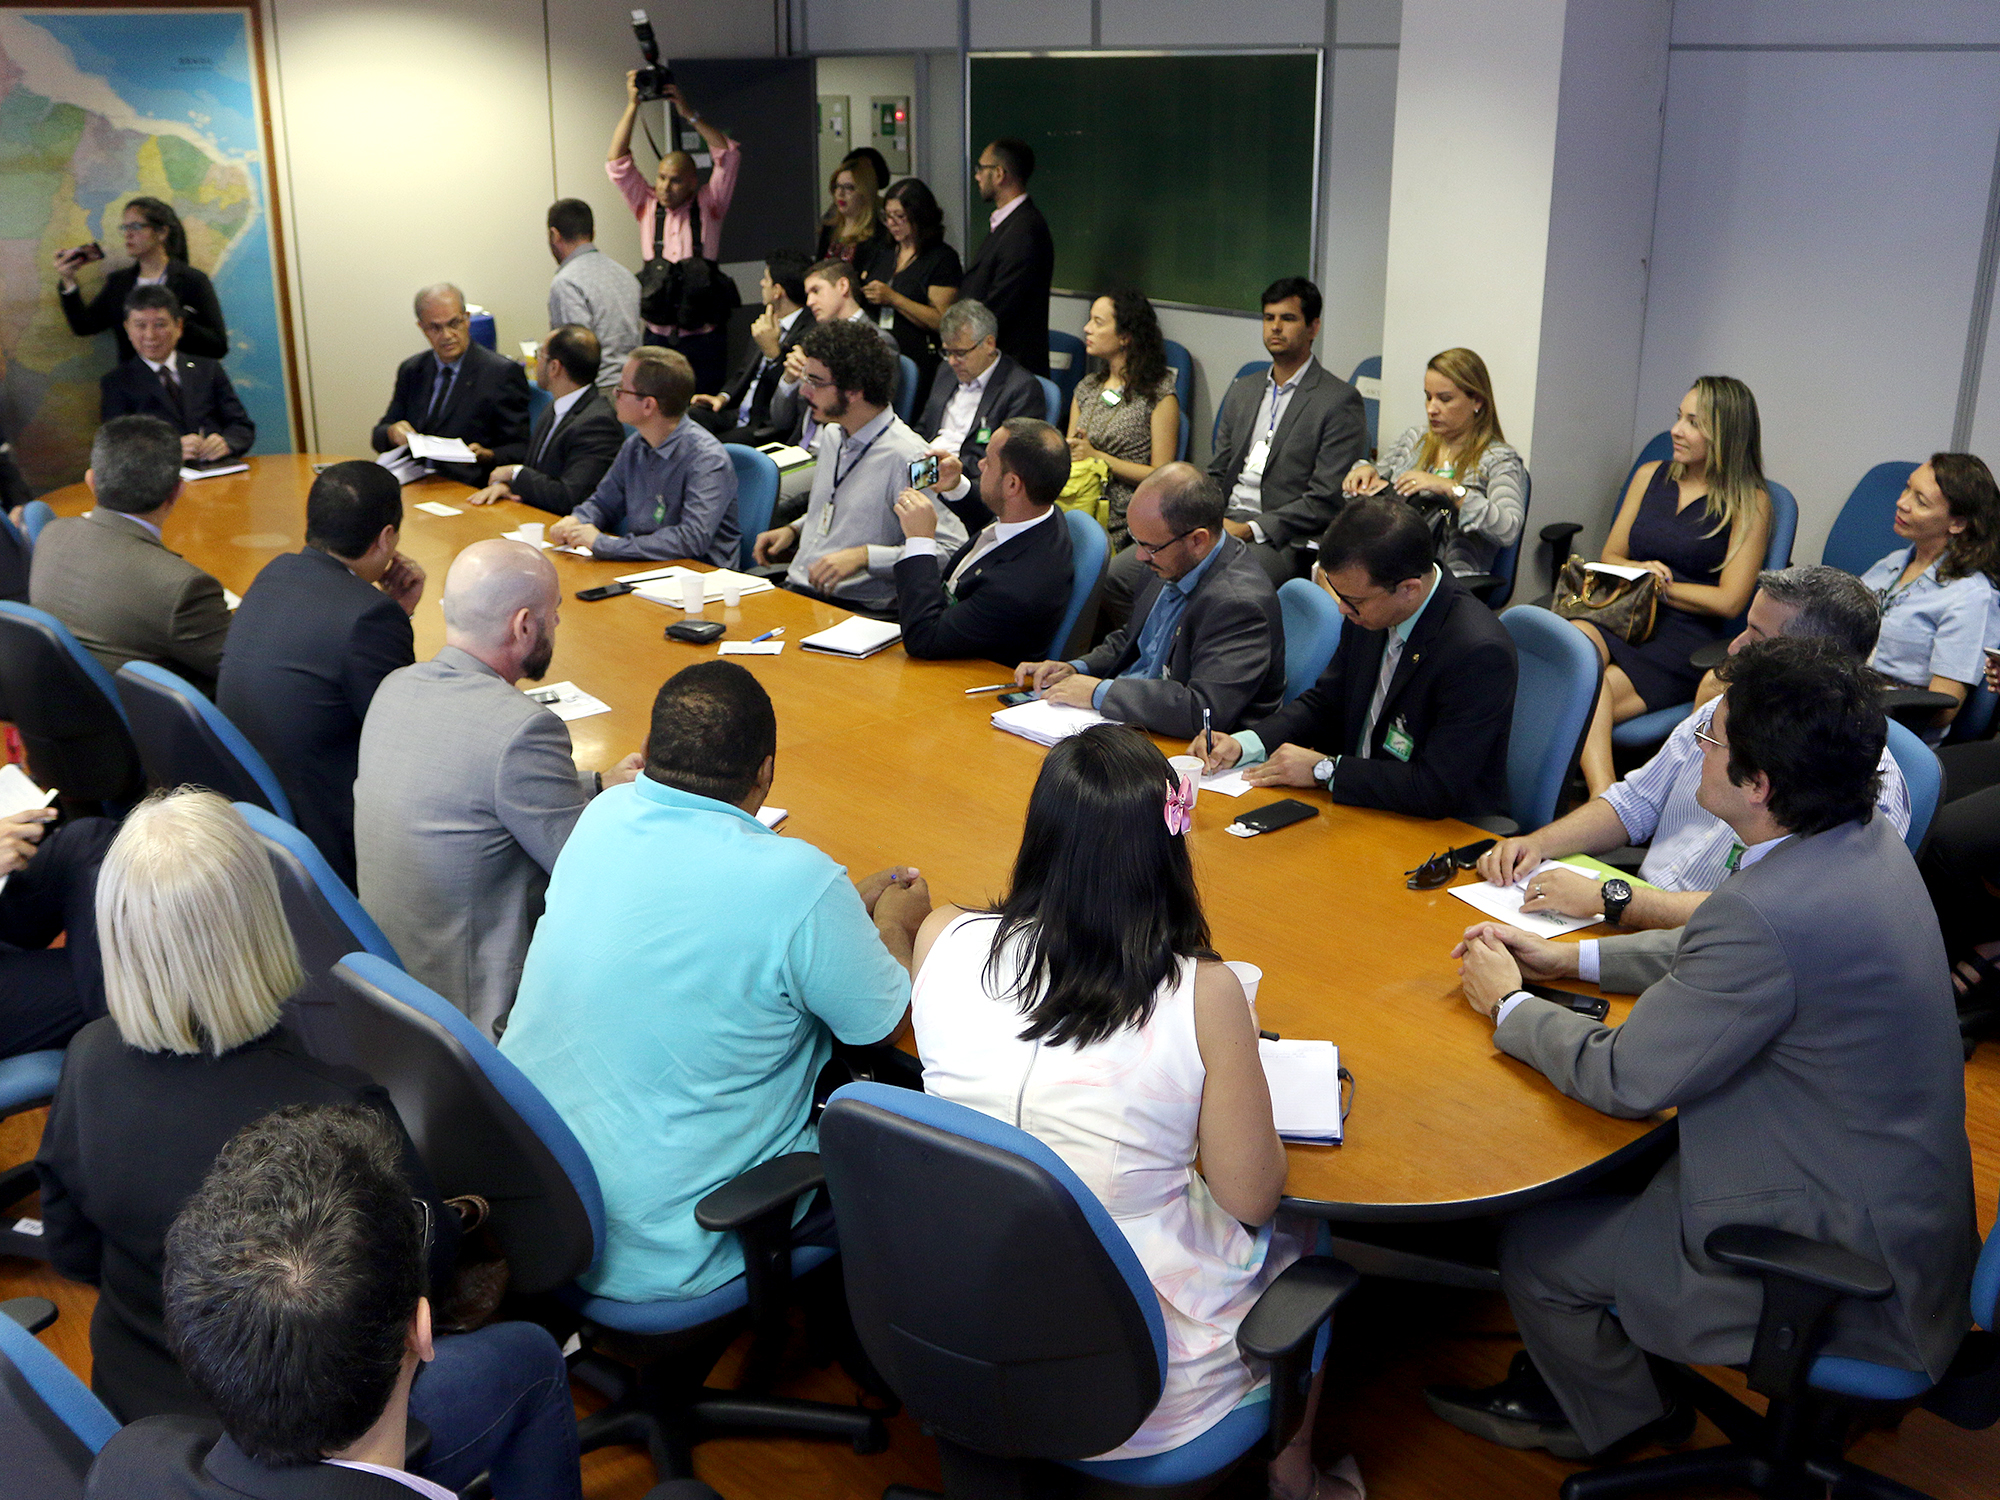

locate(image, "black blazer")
[[916, 353, 1047, 528], [88, 1418, 416, 1499], [216, 547, 415, 886], [34, 1020, 456, 1425], [957, 199, 1054, 377], [713, 309, 815, 437], [1078, 534, 1286, 737], [60, 261, 228, 363], [1244, 569, 1516, 820], [509, 387, 625, 515], [369, 342, 531, 484], [893, 508, 1074, 667], [100, 353, 255, 455]]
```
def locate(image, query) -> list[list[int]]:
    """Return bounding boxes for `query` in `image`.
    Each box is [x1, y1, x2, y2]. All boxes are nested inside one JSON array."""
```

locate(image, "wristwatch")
[[1312, 757, 1335, 785], [1449, 483, 1467, 501], [1600, 878, 1633, 926]]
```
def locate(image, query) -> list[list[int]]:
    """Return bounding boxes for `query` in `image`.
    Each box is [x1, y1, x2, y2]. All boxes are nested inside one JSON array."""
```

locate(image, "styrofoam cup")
[[721, 578, 742, 607], [682, 574, 706, 613], [518, 522, 544, 545], [1224, 960, 1262, 1010]]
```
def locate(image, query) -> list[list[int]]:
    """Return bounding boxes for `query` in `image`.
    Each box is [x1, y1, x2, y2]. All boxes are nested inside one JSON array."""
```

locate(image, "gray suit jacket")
[[29, 509, 231, 694], [1078, 534, 1286, 737], [353, 647, 595, 1036], [1496, 817, 1976, 1380], [1207, 359, 1367, 552]]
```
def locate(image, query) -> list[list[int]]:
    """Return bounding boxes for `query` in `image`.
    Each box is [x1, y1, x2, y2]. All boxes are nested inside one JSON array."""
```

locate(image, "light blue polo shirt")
[[500, 775, 909, 1303]]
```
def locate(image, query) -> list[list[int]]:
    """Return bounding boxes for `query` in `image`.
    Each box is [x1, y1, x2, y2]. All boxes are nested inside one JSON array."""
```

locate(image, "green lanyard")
[[1724, 843, 1744, 873]]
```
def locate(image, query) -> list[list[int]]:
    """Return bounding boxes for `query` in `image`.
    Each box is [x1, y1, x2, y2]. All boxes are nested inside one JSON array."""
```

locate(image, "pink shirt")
[[608, 141, 742, 335]]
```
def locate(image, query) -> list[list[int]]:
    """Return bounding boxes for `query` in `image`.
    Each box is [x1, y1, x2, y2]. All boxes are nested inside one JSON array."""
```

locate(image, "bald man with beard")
[[353, 540, 643, 1036]]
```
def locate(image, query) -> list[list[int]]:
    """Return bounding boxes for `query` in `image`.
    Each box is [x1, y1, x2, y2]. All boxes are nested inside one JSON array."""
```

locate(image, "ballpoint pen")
[[750, 627, 783, 644], [963, 683, 1012, 695], [1203, 706, 1214, 760]]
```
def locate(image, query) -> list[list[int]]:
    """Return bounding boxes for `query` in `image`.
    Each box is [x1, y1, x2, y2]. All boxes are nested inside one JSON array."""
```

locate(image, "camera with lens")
[[630, 9, 673, 102]]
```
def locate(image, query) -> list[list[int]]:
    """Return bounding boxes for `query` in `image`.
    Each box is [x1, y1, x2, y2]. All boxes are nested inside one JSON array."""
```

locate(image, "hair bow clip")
[[1164, 777, 1196, 836]]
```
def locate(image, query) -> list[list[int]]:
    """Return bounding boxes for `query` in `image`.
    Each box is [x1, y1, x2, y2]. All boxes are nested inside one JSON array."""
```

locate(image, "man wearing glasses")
[[1193, 494, 1516, 820], [958, 138, 1055, 377], [371, 283, 531, 486], [913, 298, 1047, 531], [1015, 463, 1284, 737]]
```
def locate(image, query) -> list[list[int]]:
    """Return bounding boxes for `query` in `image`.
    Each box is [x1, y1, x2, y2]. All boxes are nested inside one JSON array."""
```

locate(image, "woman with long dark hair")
[[858, 176, 962, 392], [910, 726, 1358, 1497], [1067, 289, 1180, 547], [54, 195, 229, 362]]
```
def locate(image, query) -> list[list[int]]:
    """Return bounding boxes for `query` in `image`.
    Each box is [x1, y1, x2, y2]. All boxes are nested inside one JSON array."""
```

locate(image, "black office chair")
[[0, 603, 141, 810], [0, 1300, 120, 1498], [113, 662, 294, 819], [818, 1082, 1358, 1498], [1561, 1215, 2000, 1499], [325, 954, 887, 1483]]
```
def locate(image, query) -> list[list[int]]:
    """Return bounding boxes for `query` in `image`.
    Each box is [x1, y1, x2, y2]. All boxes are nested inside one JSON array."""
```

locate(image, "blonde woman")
[[816, 158, 891, 268], [32, 790, 583, 1496], [1343, 347, 1526, 575], [1572, 376, 1772, 793]]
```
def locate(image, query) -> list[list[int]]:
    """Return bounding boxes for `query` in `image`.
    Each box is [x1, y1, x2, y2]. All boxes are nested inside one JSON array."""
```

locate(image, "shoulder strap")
[[687, 192, 703, 260], [652, 198, 666, 259]]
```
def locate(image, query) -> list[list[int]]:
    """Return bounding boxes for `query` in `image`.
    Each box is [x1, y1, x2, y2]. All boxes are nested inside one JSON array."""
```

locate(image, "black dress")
[[858, 238, 963, 395], [1602, 464, 1741, 709], [59, 260, 229, 362]]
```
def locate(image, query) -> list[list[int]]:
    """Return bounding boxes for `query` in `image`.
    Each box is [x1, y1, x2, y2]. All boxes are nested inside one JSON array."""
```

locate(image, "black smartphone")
[[1229, 799, 1320, 835], [907, 454, 941, 489], [996, 689, 1036, 707], [576, 581, 634, 601], [665, 619, 725, 644], [1524, 983, 1611, 1022], [70, 241, 105, 264]]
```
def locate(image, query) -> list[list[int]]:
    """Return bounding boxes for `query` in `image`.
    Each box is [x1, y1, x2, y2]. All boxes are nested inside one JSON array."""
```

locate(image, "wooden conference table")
[[44, 456, 1667, 1226]]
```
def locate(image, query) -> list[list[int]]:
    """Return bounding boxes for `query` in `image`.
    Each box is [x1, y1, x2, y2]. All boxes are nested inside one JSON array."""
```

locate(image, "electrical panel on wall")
[[871, 95, 911, 177], [817, 95, 850, 187]]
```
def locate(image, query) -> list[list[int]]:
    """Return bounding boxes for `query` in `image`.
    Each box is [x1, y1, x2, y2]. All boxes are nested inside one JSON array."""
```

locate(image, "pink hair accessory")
[[1164, 776, 1196, 836]]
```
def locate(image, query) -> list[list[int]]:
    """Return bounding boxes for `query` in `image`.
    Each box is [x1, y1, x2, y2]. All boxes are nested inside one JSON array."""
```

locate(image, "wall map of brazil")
[[0, 8, 292, 492]]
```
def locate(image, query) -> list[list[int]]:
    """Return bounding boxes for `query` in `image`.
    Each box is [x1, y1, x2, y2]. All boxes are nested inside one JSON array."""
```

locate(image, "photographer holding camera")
[[606, 24, 741, 395]]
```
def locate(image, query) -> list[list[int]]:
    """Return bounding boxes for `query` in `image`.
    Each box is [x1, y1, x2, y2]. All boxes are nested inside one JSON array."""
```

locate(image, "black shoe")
[[1424, 1351, 1694, 1461]]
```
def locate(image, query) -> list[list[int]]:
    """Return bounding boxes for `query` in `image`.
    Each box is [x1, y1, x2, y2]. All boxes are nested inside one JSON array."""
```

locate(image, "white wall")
[[1634, 10, 2000, 564]]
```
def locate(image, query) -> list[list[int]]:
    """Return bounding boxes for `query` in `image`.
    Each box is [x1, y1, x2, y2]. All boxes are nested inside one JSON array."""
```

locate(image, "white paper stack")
[[990, 698, 1112, 746], [179, 461, 248, 481], [800, 615, 903, 658], [625, 566, 777, 608], [406, 433, 478, 463], [375, 448, 428, 485], [754, 442, 815, 472], [521, 681, 611, 722], [1260, 1038, 1344, 1143], [1446, 860, 1604, 938], [0, 765, 58, 897], [501, 527, 591, 557]]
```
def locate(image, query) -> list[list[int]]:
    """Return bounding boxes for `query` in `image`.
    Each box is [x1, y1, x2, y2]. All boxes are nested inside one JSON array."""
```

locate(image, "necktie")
[[425, 363, 455, 428], [159, 361, 184, 421], [948, 525, 1000, 594], [1358, 633, 1405, 754]]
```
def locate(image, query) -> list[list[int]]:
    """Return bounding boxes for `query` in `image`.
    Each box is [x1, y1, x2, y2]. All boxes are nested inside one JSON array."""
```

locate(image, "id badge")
[[878, 307, 896, 329], [975, 426, 992, 444], [1099, 386, 1123, 406], [1384, 720, 1415, 762]]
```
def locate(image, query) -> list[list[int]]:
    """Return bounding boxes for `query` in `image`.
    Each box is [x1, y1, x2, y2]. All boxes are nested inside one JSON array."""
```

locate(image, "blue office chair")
[[1048, 330, 1086, 418], [1348, 355, 1381, 452], [527, 381, 553, 430], [0, 1305, 121, 1496], [0, 601, 141, 808], [1821, 461, 1918, 577], [1034, 374, 1062, 426], [1610, 480, 1798, 754], [21, 500, 55, 546], [326, 954, 887, 1479], [1212, 360, 1274, 449], [1049, 509, 1109, 660], [1277, 577, 1342, 704], [1541, 431, 1672, 590], [1163, 340, 1195, 461], [819, 1082, 1356, 1498], [1457, 471, 1532, 610], [1884, 719, 1941, 852], [1478, 606, 1603, 836], [0, 1048, 65, 1261], [725, 444, 780, 571], [1562, 1210, 2000, 1500], [113, 662, 293, 821], [894, 355, 920, 424], [468, 309, 497, 350]]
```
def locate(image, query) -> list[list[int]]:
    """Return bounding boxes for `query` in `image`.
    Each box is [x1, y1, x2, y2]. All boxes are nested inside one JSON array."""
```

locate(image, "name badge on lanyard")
[[1099, 386, 1123, 407], [1383, 719, 1415, 762], [878, 307, 895, 330]]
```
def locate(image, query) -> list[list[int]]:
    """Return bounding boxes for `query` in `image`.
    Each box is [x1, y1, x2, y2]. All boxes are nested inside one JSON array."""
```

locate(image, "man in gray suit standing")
[[30, 414, 232, 694], [354, 539, 642, 1037], [1431, 638, 1976, 1460]]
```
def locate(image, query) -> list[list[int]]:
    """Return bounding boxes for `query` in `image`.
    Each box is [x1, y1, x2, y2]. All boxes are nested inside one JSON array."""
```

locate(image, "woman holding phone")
[[54, 195, 228, 363]]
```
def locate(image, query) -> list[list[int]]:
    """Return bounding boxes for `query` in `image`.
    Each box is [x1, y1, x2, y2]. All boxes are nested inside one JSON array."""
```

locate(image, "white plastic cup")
[[1167, 753, 1202, 801], [721, 577, 742, 608], [682, 574, 706, 613], [518, 521, 544, 546], [1224, 960, 1263, 1011]]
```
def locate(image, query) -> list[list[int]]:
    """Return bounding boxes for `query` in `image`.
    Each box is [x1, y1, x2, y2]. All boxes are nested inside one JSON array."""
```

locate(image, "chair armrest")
[[1456, 572, 1500, 595], [694, 1152, 825, 1234], [1540, 523, 1583, 545], [1688, 642, 1728, 672], [0, 1296, 56, 1335], [1238, 1256, 1359, 1361], [1705, 1225, 1893, 1302], [1540, 522, 1585, 594], [1880, 687, 1957, 721]]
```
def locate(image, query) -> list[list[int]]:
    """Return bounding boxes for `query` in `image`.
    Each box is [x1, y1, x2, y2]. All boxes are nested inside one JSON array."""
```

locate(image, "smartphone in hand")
[[907, 455, 941, 490]]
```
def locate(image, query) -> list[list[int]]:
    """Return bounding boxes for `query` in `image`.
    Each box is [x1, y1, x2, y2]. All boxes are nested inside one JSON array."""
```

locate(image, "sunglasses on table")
[[1404, 838, 1497, 890]]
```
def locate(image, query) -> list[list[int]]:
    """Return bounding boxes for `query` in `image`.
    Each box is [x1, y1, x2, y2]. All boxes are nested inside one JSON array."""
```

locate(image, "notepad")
[[179, 462, 247, 481], [414, 500, 462, 517], [1447, 860, 1605, 938], [1260, 1038, 1344, 1143], [800, 615, 903, 658], [754, 442, 815, 472], [406, 432, 477, 463], [990, 697, 1111, 746], [521, 681, 611, 721], [0, 765, 58, 897], [1199, 768, 1255, 797]]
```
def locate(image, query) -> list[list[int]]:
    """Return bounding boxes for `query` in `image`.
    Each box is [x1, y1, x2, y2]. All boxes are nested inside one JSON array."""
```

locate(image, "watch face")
[[1603, 879, 1632, 904]]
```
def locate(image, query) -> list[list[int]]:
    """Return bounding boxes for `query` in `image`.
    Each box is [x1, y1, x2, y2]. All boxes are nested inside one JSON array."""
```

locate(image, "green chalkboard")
[[968, 52, 1320, 314]]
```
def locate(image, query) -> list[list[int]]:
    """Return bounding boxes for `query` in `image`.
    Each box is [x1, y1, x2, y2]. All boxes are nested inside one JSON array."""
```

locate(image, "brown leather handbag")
[[1553, 558, 1660, 644]]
